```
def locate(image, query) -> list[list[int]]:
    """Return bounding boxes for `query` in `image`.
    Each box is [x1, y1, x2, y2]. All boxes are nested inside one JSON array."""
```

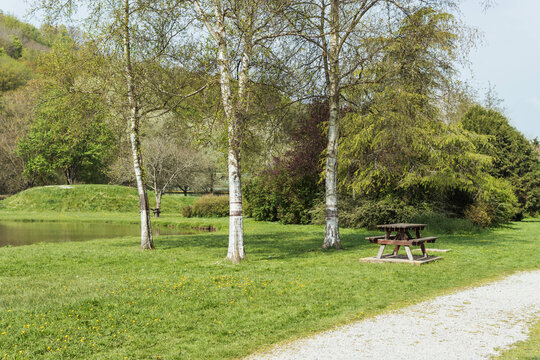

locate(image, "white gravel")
[[247, 270, 540, 360]]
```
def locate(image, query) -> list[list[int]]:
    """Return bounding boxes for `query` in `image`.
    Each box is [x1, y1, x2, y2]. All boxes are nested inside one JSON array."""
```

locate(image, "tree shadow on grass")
[[108, 223, 536, 263], [109, 229, 375, 260]]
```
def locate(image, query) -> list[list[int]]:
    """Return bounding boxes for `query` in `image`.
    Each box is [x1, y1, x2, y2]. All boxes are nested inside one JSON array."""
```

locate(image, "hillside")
[[0, 11, 49, 53], [0, 185, 197, 213]]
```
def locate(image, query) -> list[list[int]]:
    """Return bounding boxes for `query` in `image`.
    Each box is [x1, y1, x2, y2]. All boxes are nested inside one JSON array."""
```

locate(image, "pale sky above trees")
[[2, 0, 539, 139]]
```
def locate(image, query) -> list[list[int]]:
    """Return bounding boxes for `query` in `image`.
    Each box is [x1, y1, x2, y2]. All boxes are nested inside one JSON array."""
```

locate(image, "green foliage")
[[0, 55, 31, 91], [6, 36, 23, 59], [475, 175, 519, 226], [243, 101, 326, 225], [180, 203, 193, 217], [336, 8, 522, 228], [0, 185, 196, 213], [17, 89, 115, 184], [311, 197, 431, 230], [462, 105, 540, 216], [340, 8, 483, 199], [182, 194, 229, 217], [244, 170, 320, 225], [464, 202, 492, 228]]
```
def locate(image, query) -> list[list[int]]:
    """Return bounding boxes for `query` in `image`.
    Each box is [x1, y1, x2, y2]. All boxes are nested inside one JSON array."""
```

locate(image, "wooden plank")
[[413, 248, 451, 253], [366, 235, 396, 243], [359, 254, 442, 265], [377, 238, 436, 246], [376, 223, 426, 231], [420, 243, 427, 257], [376, 245, 386, 259], [404, 246, 414, 261]]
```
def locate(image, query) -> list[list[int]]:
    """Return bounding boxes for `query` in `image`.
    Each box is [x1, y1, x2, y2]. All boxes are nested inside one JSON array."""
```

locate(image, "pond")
[[0, 221, 188, 247]]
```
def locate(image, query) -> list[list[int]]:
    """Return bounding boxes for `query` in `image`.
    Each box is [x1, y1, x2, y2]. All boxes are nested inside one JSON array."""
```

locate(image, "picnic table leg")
[[376, 245, 386, 259], [393, 245, 400, 256], [420, 243, 428, 258], [404, 246, 414, 261]]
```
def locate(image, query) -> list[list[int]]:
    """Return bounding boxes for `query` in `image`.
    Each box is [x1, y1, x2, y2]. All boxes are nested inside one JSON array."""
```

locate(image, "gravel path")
[[247, 270, 540, 360]]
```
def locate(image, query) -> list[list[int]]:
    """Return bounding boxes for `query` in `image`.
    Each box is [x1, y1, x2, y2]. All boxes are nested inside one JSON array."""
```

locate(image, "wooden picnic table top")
[[376, 223, 427, 231]]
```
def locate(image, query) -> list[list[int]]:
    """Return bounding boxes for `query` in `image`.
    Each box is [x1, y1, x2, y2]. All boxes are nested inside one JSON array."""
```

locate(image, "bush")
[[181, 204, 193, 218], [464, 202, 492, 228], [244, 170, 320, 225], [310, 197, 423, 230], [0, 55, 31, 91], [476, 176, 519, 226], [182, 195, 229, 218]]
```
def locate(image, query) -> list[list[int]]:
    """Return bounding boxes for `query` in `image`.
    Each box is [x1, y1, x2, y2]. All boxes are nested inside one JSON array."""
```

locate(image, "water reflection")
[[0, 221, 188, 247]]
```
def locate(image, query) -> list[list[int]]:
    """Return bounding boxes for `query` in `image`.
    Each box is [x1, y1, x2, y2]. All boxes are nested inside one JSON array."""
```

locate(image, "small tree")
[[143, 136, 201, 216], [6, 36, 23, 59], [18, 89, 114, 184]]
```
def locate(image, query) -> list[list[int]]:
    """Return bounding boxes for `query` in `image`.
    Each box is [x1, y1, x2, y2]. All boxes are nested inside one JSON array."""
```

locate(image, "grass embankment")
[[0, 185, 196, 213], [0, 184, 214, 231], [1, 210, 539, 359]]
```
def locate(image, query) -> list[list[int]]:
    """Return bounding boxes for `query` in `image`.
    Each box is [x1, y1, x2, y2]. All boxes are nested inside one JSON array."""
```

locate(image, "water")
[[0, 221, 187, 247]]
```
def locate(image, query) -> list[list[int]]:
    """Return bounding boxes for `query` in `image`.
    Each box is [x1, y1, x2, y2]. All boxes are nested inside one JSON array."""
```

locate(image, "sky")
[[1, 0, 539, 140], [458, 0, 540, 140]]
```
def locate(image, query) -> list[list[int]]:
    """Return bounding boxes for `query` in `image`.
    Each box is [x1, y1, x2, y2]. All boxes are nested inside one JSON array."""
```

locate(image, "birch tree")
[[192, 0, 283, 263], [35, 0, 192, 250], [282, 0, 455, 249]]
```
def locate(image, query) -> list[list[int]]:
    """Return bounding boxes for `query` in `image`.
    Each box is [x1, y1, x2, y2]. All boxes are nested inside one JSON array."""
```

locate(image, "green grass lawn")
[[1, 209, 539, 359]]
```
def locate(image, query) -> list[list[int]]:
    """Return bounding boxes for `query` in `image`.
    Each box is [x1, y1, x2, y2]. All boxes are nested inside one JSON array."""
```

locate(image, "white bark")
[[124, 0, 154, 250], [195, 0, 246, 263], [323, 0, 342, 249]]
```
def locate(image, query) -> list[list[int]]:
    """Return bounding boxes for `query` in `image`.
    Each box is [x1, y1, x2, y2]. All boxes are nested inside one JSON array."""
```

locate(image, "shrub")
[[310, 197, 423, 230], [181, 204, 193, 218], [244, 169, 320, 225], [182, 195, 229, 218], [0, 55, 31, 91], [464, 202, 492, 228], [477, 176, 519, 225]]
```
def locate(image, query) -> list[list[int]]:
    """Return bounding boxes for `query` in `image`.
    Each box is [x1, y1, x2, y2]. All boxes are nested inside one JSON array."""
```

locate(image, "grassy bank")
[[0, 185, 196, 213], [1, 215, 539, 359]]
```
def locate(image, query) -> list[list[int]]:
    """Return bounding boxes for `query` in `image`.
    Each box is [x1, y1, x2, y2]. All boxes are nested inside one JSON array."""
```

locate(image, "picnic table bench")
[[365, 223, 438, 261]]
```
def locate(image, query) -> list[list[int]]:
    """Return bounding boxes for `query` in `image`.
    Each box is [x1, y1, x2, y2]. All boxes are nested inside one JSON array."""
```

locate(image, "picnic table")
[[366, 223, 437, 261]]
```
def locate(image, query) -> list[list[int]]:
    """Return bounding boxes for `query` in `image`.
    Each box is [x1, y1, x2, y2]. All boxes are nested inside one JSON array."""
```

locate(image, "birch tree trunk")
[[215, 6, 246, 264], [123, 0, 154, 250], [194, 0, 258, 263], [323, 0, 342, 249]]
